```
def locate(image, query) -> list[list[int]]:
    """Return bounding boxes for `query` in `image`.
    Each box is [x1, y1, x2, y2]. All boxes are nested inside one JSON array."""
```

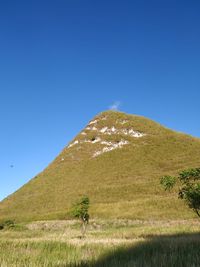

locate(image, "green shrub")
[[0, 219, 15, 230], [160, 168, 200, 218]]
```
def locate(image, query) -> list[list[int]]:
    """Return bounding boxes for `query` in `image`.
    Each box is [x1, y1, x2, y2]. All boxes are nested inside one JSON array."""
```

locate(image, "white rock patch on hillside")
[[85, 126, 98, 131], [93, 140, 129, 157], [101, 141, 114, 146], [68, 140, 79, 148], [89, 119, 98, 125], [98, 127, 145, 138], [67, 137, 101, 148], [83, 137, 101, 144], [92, 137, 101, 143], [100, 127, 108, 133]]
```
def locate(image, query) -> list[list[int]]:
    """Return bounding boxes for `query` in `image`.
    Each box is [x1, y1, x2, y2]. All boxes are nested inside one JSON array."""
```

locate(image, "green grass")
[[0, 219, 199, 266], [1, 110, 200, 221]]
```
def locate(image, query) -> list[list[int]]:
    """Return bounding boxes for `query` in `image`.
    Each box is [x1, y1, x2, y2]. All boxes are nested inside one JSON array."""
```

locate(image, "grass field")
[[0, 219, 199, 266]]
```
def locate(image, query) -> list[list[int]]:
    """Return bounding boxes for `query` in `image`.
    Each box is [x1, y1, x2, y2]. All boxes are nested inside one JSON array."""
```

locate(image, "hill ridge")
[[1, 110, 200, 221]]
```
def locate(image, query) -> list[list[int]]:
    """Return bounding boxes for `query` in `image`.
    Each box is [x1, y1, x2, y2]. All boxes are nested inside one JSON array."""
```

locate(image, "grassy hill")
[[1, 110, 200, 221]]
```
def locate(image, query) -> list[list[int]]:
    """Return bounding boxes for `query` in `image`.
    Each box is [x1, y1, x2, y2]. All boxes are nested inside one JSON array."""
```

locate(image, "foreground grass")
[[0, 235, 199, 267], [94, 233, 200, 267], [0, 219, 199, 266], [0, 241, 103, 267]]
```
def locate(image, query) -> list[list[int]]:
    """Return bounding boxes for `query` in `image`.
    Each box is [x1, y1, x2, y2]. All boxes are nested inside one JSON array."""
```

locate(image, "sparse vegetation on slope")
[[1, 111, 200, 221]]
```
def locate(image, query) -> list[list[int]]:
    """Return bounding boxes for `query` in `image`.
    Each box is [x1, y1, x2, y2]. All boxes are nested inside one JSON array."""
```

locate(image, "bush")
[[160, 168, 200, 218], [160, 175, 176, 191], [0, 220, 15, 230]]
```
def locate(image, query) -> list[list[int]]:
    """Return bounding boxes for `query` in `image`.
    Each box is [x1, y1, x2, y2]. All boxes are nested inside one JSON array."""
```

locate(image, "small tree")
[[160, 168, 200, 218], [160, 175, 176, 191], [71, 196, 90, 237]]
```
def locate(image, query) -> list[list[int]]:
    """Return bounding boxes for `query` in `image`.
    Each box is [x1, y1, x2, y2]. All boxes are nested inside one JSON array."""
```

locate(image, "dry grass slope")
[[1, 110, 200, 221]]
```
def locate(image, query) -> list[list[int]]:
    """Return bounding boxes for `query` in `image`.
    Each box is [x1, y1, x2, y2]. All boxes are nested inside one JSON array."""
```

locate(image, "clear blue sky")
[[1, 0, 200, 200]]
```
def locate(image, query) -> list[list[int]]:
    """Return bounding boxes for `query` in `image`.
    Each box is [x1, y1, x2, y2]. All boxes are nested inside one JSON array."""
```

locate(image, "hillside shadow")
[[70, 232, 200, 267]]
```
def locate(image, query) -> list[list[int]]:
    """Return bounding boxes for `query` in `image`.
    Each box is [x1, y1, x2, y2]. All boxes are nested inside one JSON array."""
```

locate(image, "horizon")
[[1, 0, 200, 201]]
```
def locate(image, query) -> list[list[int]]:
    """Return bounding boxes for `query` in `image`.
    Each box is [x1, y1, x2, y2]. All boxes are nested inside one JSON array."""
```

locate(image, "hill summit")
[[1, 111, 200, 221]]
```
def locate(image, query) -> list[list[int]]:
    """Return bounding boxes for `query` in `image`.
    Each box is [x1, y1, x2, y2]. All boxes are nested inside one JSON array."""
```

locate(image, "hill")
[[1, 110, 200, 221]]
